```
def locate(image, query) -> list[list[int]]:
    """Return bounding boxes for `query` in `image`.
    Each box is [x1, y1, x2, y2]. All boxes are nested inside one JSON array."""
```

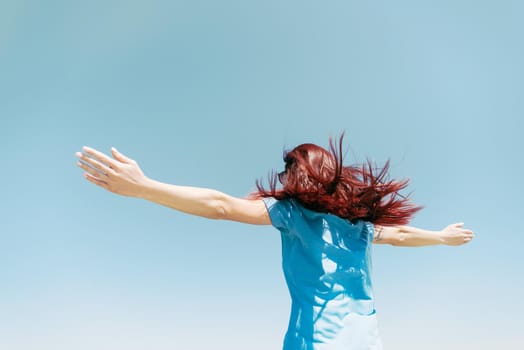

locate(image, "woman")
[[75, 135, 474, 350]]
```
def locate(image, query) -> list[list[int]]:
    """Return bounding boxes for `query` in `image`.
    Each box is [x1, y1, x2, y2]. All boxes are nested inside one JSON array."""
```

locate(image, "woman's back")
[[264, 197, 383, 350]]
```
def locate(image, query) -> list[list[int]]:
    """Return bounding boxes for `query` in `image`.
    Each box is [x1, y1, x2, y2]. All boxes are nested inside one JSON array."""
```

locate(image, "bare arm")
[[75, 146, 271, 225], [373, 223, 475, 246], [137, 179, 270, 225]]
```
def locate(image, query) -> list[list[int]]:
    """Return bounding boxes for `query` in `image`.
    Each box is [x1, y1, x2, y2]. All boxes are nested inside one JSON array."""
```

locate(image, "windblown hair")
[[255, 134, 422, 226]]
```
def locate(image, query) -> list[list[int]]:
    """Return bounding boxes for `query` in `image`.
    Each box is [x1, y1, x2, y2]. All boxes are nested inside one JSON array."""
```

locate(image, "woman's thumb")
[[111, 147, 132, 163]]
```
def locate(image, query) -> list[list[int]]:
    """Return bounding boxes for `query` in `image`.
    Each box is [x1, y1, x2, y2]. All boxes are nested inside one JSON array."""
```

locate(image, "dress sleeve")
[[262, 197, 295, 231], [364, 222, 375, 242]]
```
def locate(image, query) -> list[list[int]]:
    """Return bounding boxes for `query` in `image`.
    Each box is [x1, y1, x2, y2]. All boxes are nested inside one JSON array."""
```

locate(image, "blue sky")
[[1, 1, 523, 349]]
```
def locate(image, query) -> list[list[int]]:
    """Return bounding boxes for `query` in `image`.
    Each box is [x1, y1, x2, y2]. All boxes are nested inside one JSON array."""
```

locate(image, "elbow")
[[390, 233, 407, 246], [213, 202, 228, 220], [206, 194, 229, 220], [389, 228, 408, 246]]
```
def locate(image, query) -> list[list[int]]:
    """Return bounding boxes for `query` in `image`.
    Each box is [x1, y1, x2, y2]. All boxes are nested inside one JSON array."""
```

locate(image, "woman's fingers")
[[76, 153, 112, 176], [76, 148, 117, 176], [84, 172, 109, 189], [77, 159, 108, 178], [81, 146, 120, 170], [111, 147, 134, 164], [463, 228, 474, 244]]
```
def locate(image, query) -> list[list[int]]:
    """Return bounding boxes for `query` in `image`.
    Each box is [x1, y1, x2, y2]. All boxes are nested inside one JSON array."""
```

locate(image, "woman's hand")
[[440, 223, 475, 246], [75, 146, 148, 197]]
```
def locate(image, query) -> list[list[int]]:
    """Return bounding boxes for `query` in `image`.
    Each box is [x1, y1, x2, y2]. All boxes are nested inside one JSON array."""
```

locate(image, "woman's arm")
[[373, 223, 475, 246], [137, 179, 270, 225], [75, 146, 271, 225]]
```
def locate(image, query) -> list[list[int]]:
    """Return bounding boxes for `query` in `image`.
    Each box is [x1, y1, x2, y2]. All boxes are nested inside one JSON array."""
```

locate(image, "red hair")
[[255, 134, 422, 226]]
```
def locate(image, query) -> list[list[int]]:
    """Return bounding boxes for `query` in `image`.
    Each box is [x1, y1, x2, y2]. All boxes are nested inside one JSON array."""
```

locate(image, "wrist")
[[436, 230, 446, 245], [134, 176, 157, 200]]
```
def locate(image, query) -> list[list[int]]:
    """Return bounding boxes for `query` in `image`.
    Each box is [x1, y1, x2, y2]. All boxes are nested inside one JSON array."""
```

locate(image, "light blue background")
[[1, 1, 522, 349]]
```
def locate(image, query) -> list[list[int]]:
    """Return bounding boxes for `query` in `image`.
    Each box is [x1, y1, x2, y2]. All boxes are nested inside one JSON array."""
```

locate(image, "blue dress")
[[263, 198, 383, 350]]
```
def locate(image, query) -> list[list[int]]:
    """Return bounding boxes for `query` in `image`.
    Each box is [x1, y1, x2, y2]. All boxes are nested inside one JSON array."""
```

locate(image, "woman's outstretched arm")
[[75, 146, 271, 225], [373, 223, 475, 247]]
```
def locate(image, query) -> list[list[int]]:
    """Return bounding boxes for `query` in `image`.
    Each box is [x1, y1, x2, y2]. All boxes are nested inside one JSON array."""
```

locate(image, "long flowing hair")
[[255, 134, 422, 226]]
